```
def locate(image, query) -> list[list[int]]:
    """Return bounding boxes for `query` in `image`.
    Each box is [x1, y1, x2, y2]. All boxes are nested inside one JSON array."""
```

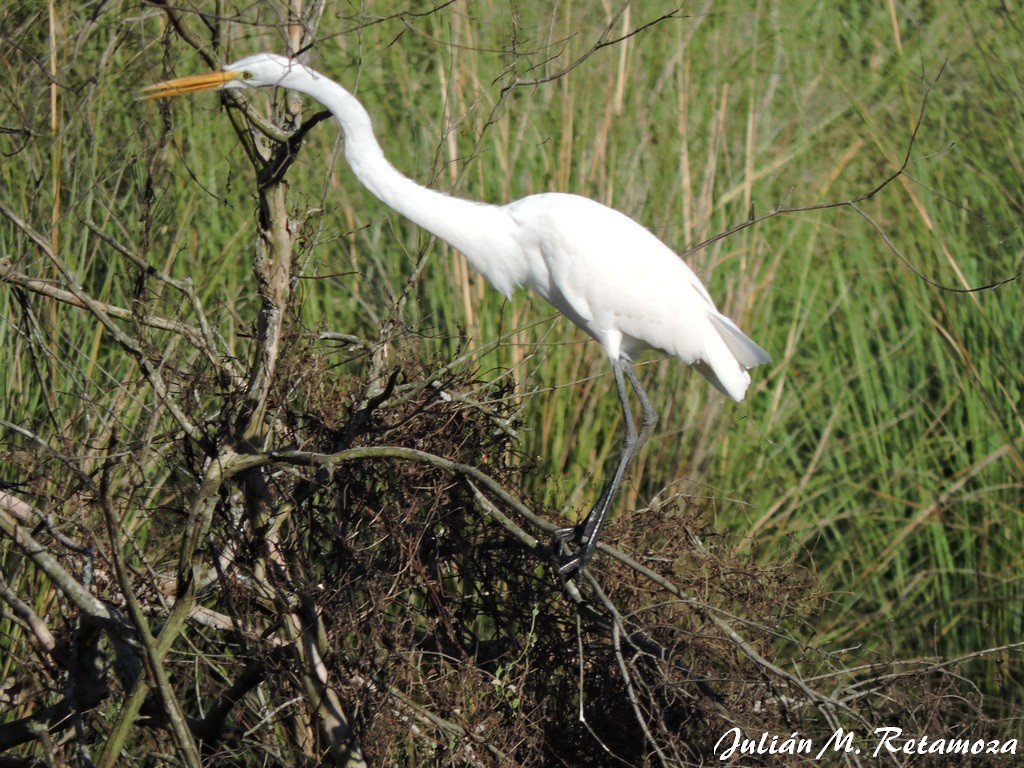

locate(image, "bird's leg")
[[553, 360, 635, 559], [556, 358, 657, 575], [625, 358, 659, 448]]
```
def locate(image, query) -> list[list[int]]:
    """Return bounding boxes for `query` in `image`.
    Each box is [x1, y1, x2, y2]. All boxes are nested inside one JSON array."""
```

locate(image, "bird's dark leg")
[[556, 358, 658, 575]]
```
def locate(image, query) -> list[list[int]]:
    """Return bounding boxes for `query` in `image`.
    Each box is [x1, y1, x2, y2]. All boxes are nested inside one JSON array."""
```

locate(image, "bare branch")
[[0, 497, 129, 633], [0, 570, 56, 654], [0, 201, 205, 443]]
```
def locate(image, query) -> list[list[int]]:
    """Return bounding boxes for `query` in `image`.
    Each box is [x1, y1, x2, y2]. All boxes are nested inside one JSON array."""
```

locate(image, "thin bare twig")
[[0, 201, 205, 443], [683, 63, 1022, 294]]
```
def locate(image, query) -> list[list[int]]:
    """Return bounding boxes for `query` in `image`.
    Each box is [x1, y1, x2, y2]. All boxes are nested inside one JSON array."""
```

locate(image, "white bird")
[[143, 53, 771, 573]]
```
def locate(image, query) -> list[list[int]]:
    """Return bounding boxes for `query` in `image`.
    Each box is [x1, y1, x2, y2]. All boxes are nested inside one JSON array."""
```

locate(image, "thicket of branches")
[[1, 2, 1019, 766]]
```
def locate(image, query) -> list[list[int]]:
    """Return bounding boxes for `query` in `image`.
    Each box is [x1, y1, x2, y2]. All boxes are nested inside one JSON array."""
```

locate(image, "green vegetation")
[[2, 0, 1021, 763]]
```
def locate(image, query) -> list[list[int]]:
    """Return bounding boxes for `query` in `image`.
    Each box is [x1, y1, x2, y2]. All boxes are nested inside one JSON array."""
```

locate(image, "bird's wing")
[[510, 194, 768, 400]]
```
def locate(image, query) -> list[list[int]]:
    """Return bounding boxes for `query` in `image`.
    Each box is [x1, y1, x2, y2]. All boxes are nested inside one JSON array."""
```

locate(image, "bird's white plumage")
[[145, 52, 771, 570], [178, 53, 770, 403], [502, 192, 766, 400]]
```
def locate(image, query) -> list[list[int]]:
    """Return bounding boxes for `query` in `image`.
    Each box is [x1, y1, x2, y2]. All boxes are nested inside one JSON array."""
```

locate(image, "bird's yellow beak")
[[140, 69, 244, 100]]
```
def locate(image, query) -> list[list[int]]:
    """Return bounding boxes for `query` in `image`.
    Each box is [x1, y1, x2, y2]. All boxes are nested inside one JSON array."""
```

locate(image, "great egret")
[[143, 53, 770, 573]]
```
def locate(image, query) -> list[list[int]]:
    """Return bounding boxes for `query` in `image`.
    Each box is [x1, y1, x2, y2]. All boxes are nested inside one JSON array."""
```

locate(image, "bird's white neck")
[[292, 72, 524, 298]]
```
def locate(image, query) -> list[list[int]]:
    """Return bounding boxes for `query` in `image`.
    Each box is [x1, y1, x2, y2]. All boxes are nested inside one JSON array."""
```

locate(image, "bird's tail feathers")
[[690, 312, 771, 402], [708, 313, 771, 369], [693, 359, 750, 402]]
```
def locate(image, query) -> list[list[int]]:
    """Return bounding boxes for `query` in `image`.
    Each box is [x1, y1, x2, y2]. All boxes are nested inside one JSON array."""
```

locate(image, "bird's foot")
[[551, 525, 589, 578]]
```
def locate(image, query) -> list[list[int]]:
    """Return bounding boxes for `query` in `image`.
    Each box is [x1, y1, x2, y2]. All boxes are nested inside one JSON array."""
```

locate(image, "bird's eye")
[[243, 71, 254, 80]]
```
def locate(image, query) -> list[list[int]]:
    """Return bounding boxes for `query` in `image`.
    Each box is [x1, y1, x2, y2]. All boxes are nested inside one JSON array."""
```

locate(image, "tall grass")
[[2, 0, 1021, 711]]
